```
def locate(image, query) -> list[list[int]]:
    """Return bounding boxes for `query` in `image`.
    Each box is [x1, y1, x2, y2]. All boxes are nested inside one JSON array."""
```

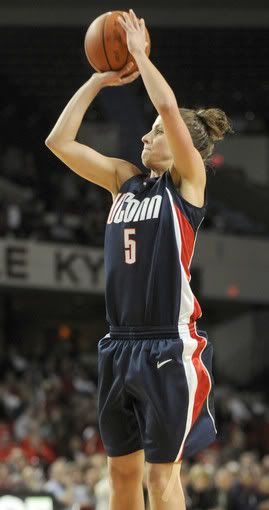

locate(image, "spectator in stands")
[[0, 424, 15, 462], [0, 462, 12, 489], [6, 448, 28, 489], [215, 464, 237, 508], [44, 458, 74, 509], [20, 465, 45, 492], [49, 213, 75, 243], [83, 465, 102, 508], [93, 464, 110, 510], [66, 435, 86, 463], [226, 465, 259, 510], [20, 429, 56, 465], [6, 203, 22, 237], [186, 463, 218, 509], [257, 474, 269, 507], [68, 462, 96, 508]]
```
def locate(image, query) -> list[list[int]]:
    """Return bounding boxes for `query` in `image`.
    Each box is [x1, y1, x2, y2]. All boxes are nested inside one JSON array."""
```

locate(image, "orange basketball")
[[84, 11, 151, 75]]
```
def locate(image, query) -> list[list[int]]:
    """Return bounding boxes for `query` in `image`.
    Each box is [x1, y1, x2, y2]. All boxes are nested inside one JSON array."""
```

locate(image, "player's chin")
[[141, 150, 151, 167]]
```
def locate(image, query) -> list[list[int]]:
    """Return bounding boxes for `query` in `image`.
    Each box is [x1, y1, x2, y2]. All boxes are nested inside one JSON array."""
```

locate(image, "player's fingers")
[[122, 12, 133, 29], [129, 9, 140, 29], [117, 15, 128, 31], [119, 71, 140, 84], [118, 62, 134, 76], [140, 18, 146, 29], [140, 18, 147, 37]]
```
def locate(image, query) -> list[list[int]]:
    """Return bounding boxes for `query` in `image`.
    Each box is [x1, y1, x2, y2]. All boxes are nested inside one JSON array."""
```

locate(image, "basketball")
[[84, 11, 151, 75]]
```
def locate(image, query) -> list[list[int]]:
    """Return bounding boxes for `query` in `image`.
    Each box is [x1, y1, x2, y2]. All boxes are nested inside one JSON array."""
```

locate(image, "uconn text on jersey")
[[107, 192, 162, 224]]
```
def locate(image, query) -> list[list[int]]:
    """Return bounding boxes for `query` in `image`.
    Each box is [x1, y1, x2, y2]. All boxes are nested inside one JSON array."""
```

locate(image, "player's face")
[[141, 116, 173, 174]]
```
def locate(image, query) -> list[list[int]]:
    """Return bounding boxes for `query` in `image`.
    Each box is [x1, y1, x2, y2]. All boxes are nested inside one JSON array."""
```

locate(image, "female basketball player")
[[45, 9, 232, 510]]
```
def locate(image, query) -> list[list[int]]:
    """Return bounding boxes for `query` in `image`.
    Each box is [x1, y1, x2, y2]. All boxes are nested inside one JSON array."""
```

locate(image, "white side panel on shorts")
[[175, 324, 198, 461], [194, 324, 218, 434]]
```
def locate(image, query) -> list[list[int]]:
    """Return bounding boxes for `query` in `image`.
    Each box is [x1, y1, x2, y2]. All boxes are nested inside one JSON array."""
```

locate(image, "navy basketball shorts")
[[97, 323, 217, 463]]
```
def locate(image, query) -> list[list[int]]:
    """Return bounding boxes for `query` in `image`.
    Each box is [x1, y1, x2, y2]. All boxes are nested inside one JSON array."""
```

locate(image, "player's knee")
[[147, 470, 168, 493], [108, 465, 143, 489], [108, 462, 144, 489], [146, 462, 182, 493]]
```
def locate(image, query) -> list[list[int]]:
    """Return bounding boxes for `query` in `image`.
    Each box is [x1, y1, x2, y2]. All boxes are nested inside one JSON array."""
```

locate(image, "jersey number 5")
[[124, 228, 136, 264]]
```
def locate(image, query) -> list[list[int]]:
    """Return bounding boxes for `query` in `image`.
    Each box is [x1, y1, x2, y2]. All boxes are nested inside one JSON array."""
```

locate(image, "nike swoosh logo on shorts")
[[157, 359, 173, 369]]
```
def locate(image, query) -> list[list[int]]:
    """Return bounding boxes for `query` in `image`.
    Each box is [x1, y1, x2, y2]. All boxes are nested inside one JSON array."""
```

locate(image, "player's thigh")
[[108, 449, 145, 484]]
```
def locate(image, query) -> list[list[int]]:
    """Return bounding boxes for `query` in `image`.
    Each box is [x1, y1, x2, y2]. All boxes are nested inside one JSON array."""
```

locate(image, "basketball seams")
[[122, 44, 130, 69], [102, 14, 112, 70], [118, 13, 129, 69], [104, 11, 128, 71]]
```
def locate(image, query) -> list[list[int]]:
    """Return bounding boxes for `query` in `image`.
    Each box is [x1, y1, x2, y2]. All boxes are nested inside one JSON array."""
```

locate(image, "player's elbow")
[[45, 136, 55, 148], [158, 97, 178, 117], [45, 136, 65, 152], [45, 137, 66, 160]]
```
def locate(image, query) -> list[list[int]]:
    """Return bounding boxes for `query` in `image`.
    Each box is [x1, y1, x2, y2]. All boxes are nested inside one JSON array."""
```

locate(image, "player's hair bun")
[[196, 108, 234, 142]]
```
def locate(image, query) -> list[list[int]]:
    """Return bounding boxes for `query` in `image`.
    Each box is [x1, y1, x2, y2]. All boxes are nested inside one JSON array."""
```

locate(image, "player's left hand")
[[118, 9, 149, 57]]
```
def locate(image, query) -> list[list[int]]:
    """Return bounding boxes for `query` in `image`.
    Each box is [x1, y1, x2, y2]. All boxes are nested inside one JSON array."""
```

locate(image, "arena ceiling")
[[1, 0, 269, 26], [2, 0, 269, 6]]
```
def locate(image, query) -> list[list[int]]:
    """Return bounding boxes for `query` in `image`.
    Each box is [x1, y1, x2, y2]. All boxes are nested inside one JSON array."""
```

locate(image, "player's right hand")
[[91, 62, 140, 87]]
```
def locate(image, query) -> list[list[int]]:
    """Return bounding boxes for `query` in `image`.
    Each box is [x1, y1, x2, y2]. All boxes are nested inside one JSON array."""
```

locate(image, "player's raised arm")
[[45, 65, 141, 196], [118, 9, 205, 188]]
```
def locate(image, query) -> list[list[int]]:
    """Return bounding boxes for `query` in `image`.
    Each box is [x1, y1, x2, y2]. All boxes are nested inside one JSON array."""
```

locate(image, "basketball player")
[[45, 9, 232, 510]]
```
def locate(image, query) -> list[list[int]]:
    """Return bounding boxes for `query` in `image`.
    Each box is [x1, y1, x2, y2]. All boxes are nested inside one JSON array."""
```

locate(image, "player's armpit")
[[115, 160, 142, 190], [173, 175, 206, 208]]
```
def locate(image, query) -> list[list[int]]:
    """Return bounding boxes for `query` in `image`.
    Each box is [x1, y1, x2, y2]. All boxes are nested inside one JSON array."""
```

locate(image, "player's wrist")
[[88, 73, 106, 90], [131, 47, 148, 60], [131, 49, 150, 72]]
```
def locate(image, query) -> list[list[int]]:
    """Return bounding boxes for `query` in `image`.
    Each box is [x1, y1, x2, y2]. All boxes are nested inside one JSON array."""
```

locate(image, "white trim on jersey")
[[166, 187, 194, 324]]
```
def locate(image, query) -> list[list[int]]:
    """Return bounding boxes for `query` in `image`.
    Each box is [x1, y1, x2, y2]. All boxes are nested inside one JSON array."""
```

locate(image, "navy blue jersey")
[[104, 170, 206, 327]]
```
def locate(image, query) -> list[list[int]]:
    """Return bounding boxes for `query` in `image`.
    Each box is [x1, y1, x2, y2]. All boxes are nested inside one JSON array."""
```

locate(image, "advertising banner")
[[0, 494, 56, 510], [0, 240, 104, 293]]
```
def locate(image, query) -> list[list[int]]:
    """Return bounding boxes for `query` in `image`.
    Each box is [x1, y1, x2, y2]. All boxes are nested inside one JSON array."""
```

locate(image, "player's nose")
[[142, 131, 151, 144]]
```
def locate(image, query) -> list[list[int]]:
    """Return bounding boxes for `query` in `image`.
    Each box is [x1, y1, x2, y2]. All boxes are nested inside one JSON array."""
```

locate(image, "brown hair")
[[180, 107, 234, 166]]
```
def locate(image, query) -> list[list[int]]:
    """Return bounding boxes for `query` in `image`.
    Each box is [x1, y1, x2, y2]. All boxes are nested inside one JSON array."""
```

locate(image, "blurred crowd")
[[0, 343, 269, 509], [0, 143, 109, 246]]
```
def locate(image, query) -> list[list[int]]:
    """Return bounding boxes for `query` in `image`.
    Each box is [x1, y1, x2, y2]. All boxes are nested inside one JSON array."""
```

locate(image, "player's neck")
[[149, 169, 166, 178]]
